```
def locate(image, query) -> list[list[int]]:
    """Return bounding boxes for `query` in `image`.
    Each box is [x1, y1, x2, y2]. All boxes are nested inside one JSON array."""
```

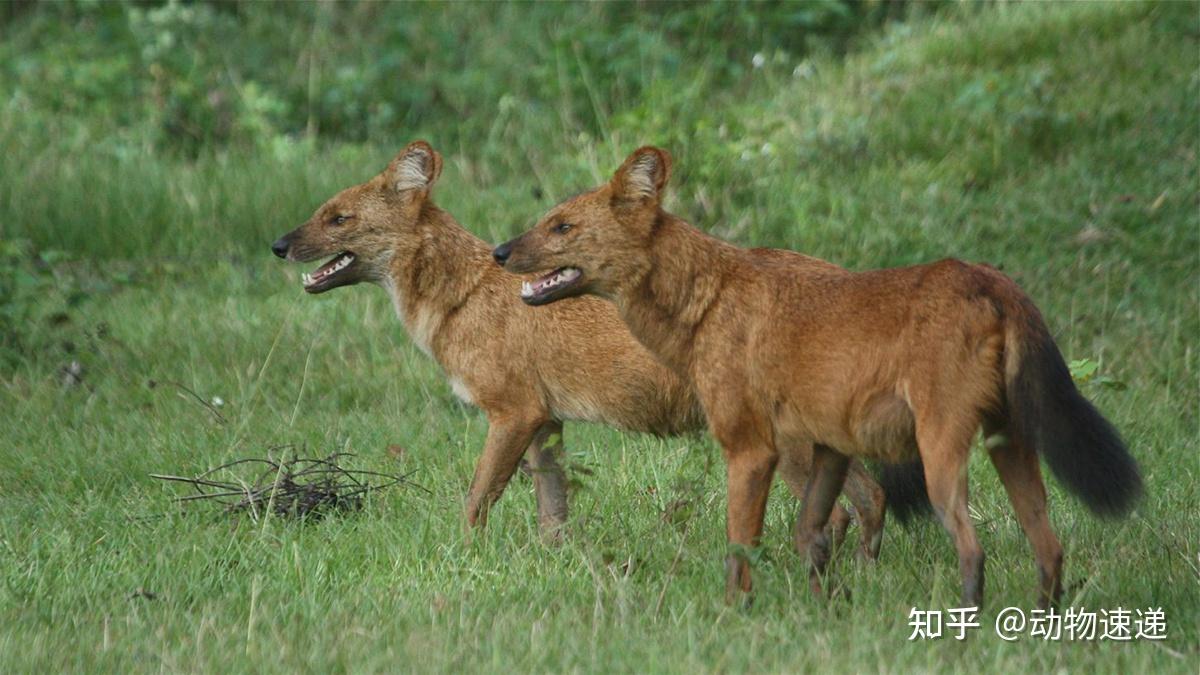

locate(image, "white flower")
[[210, 396, 225, 408], [752, 53, 766, 69]]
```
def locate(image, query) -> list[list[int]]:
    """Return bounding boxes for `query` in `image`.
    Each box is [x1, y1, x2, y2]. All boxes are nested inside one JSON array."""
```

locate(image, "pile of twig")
[[151, 450, 418, 520]]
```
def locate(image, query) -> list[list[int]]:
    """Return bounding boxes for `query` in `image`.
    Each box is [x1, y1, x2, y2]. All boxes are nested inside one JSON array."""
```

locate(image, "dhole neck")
[[615, 215, 727, 375], [383, 204, 490, 353], [394, 205, 489, 292]]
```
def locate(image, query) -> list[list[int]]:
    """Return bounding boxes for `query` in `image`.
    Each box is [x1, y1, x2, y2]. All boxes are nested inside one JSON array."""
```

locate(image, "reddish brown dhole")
[[271, 141, 889, 556], [496, 146, 1142, 606]]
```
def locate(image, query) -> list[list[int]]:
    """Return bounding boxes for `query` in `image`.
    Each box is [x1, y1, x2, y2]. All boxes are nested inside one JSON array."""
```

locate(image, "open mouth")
[[520, 267, 583, 306], [301, 252, 357, 294]]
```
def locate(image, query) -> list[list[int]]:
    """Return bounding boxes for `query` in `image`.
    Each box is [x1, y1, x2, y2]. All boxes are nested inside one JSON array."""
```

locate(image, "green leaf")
[[1069, 358, 1099, 383]]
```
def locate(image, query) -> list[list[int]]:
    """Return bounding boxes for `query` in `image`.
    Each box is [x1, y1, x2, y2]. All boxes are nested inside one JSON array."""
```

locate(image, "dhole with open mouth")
[[271, 141, 890, 556], [496, 146, 1142, 607]]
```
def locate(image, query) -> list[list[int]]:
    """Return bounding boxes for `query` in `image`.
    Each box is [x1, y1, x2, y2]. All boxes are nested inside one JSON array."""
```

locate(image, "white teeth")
[[302, 253, 355, 288], [520, 268, 582, 298]]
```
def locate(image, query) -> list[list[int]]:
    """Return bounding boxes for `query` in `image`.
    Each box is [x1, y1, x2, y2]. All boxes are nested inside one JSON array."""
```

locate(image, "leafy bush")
[[0, 0, 920, 154]]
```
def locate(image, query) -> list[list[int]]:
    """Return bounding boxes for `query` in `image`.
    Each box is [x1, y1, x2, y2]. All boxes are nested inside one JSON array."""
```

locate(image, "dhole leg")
[[723, 444, 779, 605], [917, 421, 985, 607], [777, 449, 852, 556], [794, 444, 850, 597], [465, 413, 546, 530], [841, 461, 886, 561], [985, 422, 1063, 609], [826, 505, 852, 554], [525, 421, 568, 543]]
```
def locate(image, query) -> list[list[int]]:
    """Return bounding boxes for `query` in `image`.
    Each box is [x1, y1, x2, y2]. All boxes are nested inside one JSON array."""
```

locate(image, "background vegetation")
[[1, 1, 1196, 671]]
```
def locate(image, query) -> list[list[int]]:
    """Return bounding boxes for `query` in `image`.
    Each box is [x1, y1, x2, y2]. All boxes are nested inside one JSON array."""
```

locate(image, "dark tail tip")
[[1037, 391, 1143, 517], [1012, 334, 1144, 517], [878, 460, 933, 526]]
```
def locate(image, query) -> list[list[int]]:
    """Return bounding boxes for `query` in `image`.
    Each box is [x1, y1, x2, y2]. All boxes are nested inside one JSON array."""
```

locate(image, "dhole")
[[270, 141, 888, 557], [495, 146, 1143, 607]]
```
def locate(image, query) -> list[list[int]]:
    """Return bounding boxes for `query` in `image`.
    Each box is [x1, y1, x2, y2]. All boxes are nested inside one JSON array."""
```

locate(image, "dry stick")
[[197, 454, 289, 479], [159, 380, 227, 424], [149, 474, 242, 491], [289, 453, 430, 494], [175, 490, 253, 502], [151, 452, 423, 519]]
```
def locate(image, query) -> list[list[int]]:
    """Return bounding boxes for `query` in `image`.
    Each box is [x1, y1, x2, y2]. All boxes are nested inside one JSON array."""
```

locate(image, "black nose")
[[271, 237, 290, 259], [492, 241, 512, 266]]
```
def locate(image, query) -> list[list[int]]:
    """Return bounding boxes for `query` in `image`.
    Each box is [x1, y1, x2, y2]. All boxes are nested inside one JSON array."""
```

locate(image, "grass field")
[[1, 2, 1197, 671]]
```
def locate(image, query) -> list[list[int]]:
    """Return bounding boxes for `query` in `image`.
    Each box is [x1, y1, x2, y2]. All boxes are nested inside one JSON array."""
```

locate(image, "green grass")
[[2, 2, 1198, 672]]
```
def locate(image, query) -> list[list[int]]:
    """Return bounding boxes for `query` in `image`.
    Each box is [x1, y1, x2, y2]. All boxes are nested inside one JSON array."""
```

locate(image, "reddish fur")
[[271, 142, 888, 556], [498, 146, 1132, 607]]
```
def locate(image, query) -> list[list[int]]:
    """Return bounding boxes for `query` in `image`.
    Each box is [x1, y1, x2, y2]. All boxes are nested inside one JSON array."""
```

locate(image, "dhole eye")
[[553, 222, 573, 234], [330, 214, 351, 226]]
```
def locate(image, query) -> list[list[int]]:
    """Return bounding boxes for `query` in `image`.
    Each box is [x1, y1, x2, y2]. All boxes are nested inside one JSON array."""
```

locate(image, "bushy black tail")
[[878, 460, 932, 525], [1008, 315, 1143, 517]]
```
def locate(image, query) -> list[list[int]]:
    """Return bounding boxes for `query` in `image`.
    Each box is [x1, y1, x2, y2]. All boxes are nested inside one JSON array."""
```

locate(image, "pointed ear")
[[388, 140, 442, 194], [611, 146, 671, 204]]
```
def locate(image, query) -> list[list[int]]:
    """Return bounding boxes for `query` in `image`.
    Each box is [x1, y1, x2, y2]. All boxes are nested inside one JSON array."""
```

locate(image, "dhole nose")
[[492, 241, 513, 267], [271, 237, 290, 259]]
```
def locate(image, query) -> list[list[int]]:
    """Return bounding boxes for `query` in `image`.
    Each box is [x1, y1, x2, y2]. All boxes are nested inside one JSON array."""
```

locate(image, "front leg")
[[722, 441, 779, 604], [525, 421, 568, 542], [698, 374, 779, 604], [465, 411, 547, 529]]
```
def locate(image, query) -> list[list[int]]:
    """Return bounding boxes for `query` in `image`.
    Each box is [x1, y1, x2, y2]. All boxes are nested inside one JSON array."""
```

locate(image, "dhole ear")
[[388, 140, 443, 194], [611, 146, 671, 204]]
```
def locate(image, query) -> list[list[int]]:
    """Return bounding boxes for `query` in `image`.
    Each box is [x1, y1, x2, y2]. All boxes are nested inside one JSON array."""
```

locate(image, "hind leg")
[[985, 421, 1063, 609], [794, 444, 851, 597], [526, 421, 568, 543], [841, 462, 886, 561], [917, 417, 985, 607], [778, 448, 852, 556]]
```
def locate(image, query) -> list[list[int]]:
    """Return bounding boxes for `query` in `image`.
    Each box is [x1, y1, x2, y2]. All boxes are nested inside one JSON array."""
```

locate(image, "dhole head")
[[270, 140, 443, 294], [493, 146, 671, 305]]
